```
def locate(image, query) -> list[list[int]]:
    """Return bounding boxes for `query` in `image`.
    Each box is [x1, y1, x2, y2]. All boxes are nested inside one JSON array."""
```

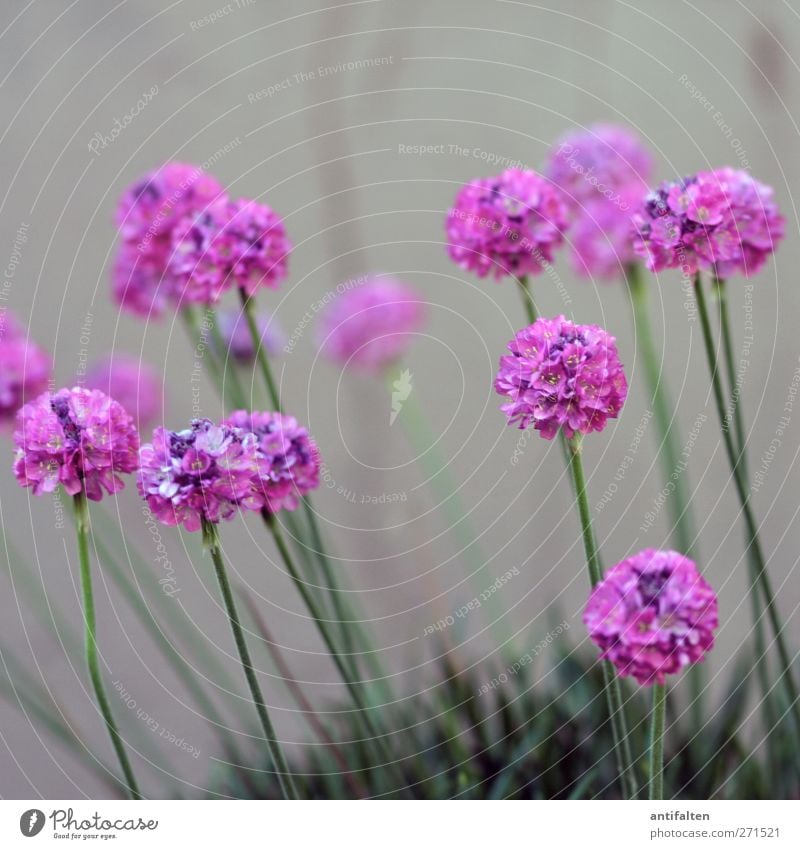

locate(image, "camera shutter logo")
[[20, 809, 46, 837]]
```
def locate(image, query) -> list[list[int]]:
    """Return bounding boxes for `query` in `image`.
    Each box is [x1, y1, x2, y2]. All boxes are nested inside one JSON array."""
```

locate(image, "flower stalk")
[[649, 683, 666, 800]]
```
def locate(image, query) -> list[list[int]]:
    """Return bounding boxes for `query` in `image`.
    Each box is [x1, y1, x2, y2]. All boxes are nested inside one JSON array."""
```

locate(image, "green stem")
[[181, 305, 222, 393], [625, 263, 695, 557], [239, 287, 282, 410], [566, 436, 638, 799], [648, 683, 666, 800], [694, 275, 800, 739], [73, 493, 141, 800], [516, 274, 537, 324], [209, 308, 248, 411], [263, 511, 409, 795], [201, 520, 299, 800]]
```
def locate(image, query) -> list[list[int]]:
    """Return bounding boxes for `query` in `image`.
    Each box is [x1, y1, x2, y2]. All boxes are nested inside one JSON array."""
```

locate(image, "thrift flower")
[[446, 168, 570, 279], [0, 314, 51, 426], [13, 387, 140, 500], [84, 355, 162, 429], [494, 315, 627, 439], [583, 549, 718, 686], [138, 418, 263, 531], [318, 277, 425, 372], [226, 410, 320, 513]]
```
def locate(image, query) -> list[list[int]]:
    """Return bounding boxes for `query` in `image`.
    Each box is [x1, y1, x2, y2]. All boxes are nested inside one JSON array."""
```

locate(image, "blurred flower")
[[446, 168, 570, 279], [138, 418, 263, 531], [212, 308, 285, 362], [0, 313, 51, 427], [583, 549, 718, 686], [13, 387, 140, 501], [169, 198, 291, 305], [318, 277, 425, 372], [225, 410, 320, 513], [112, 162, 227, 317], [494, 315, 627, 439], [84, 355, 162, 429], [546, 124, 653, 280], [633, 169, 784, 277]]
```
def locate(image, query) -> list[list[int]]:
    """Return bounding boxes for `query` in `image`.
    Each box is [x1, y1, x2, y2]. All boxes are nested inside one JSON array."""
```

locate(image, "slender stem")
[[201, 519, 299, 800], [694, 275, 800, 739], [263, 511, 409, 795], [209, 308, 248, 411], [625, 263, 695, 558], [566, 435, 639, 799], [516, 274, 537, 324], [648, 683, 666, 800], [239, 287, 282, 410], [181, 305, 223, 392], [73, 493, 141, 800]]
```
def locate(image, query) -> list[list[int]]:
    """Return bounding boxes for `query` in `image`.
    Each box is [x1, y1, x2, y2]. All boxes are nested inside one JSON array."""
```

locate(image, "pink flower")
[[632, 169, 784, 277], [318, 277, 425, 372], [212, 308, 285, 362], [0, 313, 51, 427], [494, 315, 627, 439], [84, 355, 162, 429], [546, 125, 653, 280], [169, 198, 291, 305], [13, 387, 140, 501], [112, 162, 227, 317], [225, 410, 320, 513], [583, 549, 718, 686], [446, 168, 570, 279], [137, 419, 264, 532]]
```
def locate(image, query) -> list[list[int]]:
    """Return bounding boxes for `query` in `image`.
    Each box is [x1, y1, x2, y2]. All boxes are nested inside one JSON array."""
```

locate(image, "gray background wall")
[[1, 0, 798, 798]]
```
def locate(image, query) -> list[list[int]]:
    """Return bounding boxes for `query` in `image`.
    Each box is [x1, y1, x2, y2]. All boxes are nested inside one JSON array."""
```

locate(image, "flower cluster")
[[13, 387, 140, 500], [546, 125, 653, 280], [85, 355, 162, 428], [318, 277, 425, 372], [169, 198, 292, 305], [583, 549, 718, 685], [446, 168, 570, 279], [632, 168, 784, 277], [212, 308, 285, 362], [494, 315, 627, 439], [225, 410, 319, 512], [0, 313, 51, 426], [113, 162, 226, 317], [138, 419, 264, 531]]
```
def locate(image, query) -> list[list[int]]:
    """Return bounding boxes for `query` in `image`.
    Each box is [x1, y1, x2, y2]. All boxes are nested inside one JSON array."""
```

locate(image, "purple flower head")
[[211, 308, 285, 363], [583, 549, 718, 686], [84, 355, 162, 429], [546, 125, 653, 280], [112, 162, 227, 317], [632, 168, 784, 277], [138, 419, 264, 532], [318, 277, 426, 372], [494, 315, 627, 439], [13, 387, 140, 501], [0, 313, 51, 427], [446, 168, 570, 280], [169, 198, 292, 305], [225, 410, 320, 513]]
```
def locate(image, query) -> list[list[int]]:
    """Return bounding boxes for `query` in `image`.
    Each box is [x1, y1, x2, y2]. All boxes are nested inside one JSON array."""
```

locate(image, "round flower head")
[[494, 315, 627, 439], [633, 169, 784, 277], [226, 410, 320, 513], [138, 419, 263, 531], [446, 168, 570, 279], [211, 308, 286, 363], [13, 387, 140, 501], [112, 162, 226, 317], [84, 355, 162, 429], [169, 197, 291, 305], [318, 277, 425, 372], [546, 124, 653, 280], [583, 549, 718, 685], [0, 314, 51, 427]]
